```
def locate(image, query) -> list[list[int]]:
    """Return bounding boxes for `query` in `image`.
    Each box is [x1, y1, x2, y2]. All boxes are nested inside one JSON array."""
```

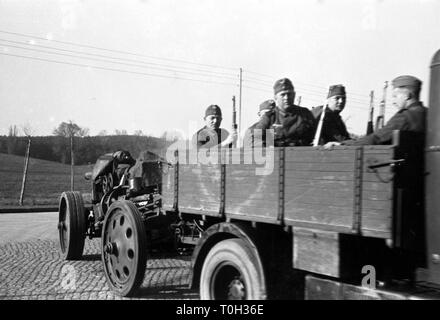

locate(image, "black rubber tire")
[[58, 191, 86, 260], [101, 200, 147, 297], [200, 238, 266, 300]]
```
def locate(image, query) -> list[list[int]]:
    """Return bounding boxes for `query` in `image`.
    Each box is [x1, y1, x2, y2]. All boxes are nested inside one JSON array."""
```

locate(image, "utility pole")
[[19, 136, 31, 206], [239, 68, 243, 147], [232, 95, 237, 148], [70, 134, 74, 191]]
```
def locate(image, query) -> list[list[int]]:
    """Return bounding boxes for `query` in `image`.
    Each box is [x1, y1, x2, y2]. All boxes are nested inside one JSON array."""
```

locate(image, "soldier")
[[325, 75, 426, 147], [312, 84, 350, 145], [192, 104, 237, 148], [243, 99, 276, 148], [253, 78, 316, 147]]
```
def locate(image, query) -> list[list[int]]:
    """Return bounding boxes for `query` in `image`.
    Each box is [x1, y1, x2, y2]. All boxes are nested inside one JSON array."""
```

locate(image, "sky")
[[0, 0, 439, 141]]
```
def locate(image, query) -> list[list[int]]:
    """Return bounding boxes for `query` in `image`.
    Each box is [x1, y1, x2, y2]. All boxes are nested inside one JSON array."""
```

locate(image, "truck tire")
[[101, 200, 147, 297], [200, 238, 266, 300], [58, 191, 86, 260]]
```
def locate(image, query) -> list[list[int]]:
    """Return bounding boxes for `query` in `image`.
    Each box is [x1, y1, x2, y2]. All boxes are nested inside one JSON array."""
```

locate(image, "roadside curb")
[[0, 206, 59, 214]]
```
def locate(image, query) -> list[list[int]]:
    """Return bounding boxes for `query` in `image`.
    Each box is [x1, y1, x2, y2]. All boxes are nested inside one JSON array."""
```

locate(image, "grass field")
[[0, 153, 93, 206]]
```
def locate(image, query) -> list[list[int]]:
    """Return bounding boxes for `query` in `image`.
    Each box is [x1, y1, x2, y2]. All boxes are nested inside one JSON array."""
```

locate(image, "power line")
[[0, 41, 239, 81], [0, 29, 238, 71], [0, 38, 238, 78], [0, 52, 239, 87]]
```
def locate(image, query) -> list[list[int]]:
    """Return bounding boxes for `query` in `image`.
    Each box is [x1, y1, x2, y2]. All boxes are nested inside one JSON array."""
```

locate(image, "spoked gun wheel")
[[101, 200, 148, 297], [58, 191, 86, 260]]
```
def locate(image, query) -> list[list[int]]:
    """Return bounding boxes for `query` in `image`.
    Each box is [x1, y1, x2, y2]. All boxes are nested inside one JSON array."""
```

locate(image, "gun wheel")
[[58, 191, 86, 260], [101, 200, 147, 297]]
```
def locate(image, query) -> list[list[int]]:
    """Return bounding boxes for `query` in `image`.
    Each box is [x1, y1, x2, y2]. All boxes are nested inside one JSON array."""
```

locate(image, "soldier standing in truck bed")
[[312, 84, 350, 145], [325, 75, 426, 147], [243, 99, 276, 148], [253, 78, 316, 147], [192, 104, 237, 148]]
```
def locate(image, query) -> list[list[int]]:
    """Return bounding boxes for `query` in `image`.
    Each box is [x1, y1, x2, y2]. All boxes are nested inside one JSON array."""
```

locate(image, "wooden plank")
[[225, 205, 278, 219], [293, 228, 340, 277], [285, 220, 354, 233], [285, 177, 353, 187], [362, 181, 393, 192], [224, 212, 279, 224], [283, 195, 353, 207], [179, 187, 220, 202], [285, 148, 357, 157], [284, 162, 354, 172], [362, 171, 394, 183], [180, 208, 221, 217], [284, 204, 353, 227], [362, 217, 391, 231], [362, 189, 393, 201], [285, 187, 354, 199], [284, 170, 355, 181], [361, 199, 392, 210], [361, 229, 391, 239]]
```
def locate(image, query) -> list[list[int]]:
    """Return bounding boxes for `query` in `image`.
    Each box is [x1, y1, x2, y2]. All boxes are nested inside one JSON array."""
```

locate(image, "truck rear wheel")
[[58, 191, 86, 260], [101, 200, 147, 297], [200, 238, 266, 300]]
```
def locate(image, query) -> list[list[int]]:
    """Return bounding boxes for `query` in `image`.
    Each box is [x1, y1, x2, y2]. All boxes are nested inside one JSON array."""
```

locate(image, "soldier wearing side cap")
[[312, 84, 350, 145], [325, 75, 426, 146], [192, 104, 237, 148], [253, 78, 316, 147], [243, 99, 276, 148]]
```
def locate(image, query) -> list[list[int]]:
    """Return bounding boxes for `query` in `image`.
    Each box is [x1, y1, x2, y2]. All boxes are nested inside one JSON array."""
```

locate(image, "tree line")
[[0, 122, 172, 165]]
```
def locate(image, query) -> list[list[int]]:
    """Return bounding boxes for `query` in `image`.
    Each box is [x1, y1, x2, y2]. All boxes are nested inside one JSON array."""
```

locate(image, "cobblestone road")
[[0, 212, 199, 300]]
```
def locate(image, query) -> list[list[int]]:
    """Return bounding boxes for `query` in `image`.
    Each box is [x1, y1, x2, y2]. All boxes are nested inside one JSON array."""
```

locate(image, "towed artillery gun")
[[58, 150, 176, 296], [59, 49, 440, 299]]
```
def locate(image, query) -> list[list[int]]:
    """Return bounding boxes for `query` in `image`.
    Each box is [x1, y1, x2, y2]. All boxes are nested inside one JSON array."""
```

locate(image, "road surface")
[[0, 211, 198, 300]]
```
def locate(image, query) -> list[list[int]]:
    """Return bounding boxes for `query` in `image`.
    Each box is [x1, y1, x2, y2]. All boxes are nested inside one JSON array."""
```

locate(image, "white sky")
[[0, 0, 439, 139]]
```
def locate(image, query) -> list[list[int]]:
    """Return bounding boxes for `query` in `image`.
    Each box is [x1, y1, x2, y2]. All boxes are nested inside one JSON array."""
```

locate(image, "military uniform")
[[312, 105, 350, 144], [193, 127, 230, 148], [253, 105, 315, 147], [343, 101, 426, 145], [192, 104, 231, 148], [251, 78, 316, 147], [243, 99, 276, 148], [343, 76, 426, 145]]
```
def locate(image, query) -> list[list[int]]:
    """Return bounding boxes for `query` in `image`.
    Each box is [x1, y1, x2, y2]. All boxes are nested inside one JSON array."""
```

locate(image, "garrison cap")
[[259, 99, 276, 112], [392, 75, 422, 91], [274, 78, 294, 95], [328, 84, 346, 98], [205, 104, 222, 118]]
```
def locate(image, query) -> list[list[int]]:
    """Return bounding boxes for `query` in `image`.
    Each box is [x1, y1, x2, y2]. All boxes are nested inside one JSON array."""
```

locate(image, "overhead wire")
[[0, 29, 238, 71], [0, 41, 239, 81], [0, 52, 239, 88]]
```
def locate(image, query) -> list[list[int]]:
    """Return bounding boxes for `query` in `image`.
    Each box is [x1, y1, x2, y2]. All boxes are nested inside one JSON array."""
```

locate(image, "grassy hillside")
[[0, 153, 93, 206]]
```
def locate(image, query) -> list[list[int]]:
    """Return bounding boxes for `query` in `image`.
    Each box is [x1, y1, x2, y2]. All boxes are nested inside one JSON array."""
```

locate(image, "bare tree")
[[22, 123, 34, 137], [53, 120, 88, 190], [134, 130, 144, 136], [114, 129, 128, 135]]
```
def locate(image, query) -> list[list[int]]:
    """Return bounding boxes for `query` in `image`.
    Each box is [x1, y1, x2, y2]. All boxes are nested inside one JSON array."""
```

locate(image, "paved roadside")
[[0, 212, 198, 300]]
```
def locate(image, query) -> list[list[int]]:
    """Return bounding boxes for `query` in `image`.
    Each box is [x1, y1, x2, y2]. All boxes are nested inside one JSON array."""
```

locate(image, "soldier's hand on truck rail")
[[324, 141, 341, 149]]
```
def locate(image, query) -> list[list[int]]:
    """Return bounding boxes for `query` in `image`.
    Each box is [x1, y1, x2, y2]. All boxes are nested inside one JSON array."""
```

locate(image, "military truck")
[[58, 48, 440, 299]]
